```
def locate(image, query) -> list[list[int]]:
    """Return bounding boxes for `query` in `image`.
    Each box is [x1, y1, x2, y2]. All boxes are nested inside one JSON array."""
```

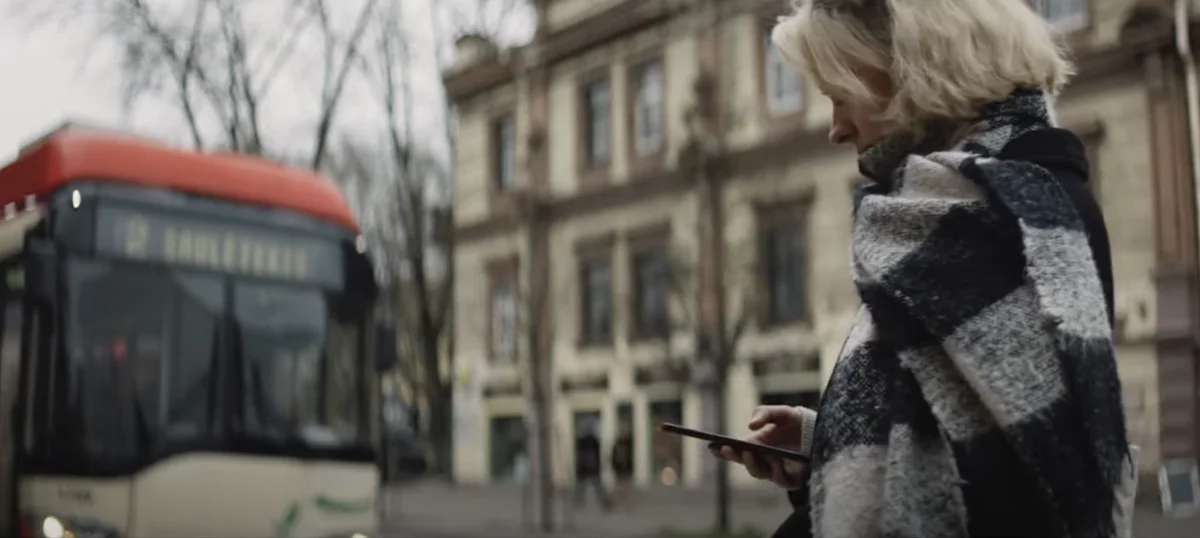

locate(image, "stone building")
[[444, 0, 1200, 490]]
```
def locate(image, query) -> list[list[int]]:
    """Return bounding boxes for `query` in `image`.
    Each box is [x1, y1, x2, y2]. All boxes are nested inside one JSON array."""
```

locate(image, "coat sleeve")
[[797, 406, 817, 457], [772, 406, 818, 537]]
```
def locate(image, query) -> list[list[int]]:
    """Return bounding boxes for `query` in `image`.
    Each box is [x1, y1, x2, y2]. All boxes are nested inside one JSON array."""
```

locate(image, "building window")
[[489, 415, 527, 483], [762, 217, 807, 325], [1032, 0, 1087, 31], [492, 114, 515, 192], [763, 29, 803, 115], [648, 400, 683, 486], [632, 59, 664, 156], [490, 276, 518, 363], [582, 77, 612, 167], [613, 401, 636, 477], [632, 250, 669, 339], [580, 259, 613, 346], [573, 410, 601, 440]]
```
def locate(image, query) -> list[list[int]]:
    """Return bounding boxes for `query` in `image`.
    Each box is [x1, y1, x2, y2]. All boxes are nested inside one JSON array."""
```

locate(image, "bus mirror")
[[344, 244, 378, 306], [374, 324, 398, 371], [358, 262, 379, 302], [24, 240, 58, 302]]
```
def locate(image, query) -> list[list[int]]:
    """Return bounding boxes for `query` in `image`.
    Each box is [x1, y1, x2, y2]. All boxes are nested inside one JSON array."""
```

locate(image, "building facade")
[[445, 0, 1200, 491]]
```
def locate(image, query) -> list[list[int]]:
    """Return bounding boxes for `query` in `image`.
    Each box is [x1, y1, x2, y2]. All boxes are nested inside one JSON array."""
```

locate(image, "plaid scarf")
[[806, 89, 1131, 538]]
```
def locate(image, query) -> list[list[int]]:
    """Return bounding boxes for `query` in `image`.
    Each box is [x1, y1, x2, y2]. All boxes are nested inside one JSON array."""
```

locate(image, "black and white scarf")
[[806, 89, 1132, 538]]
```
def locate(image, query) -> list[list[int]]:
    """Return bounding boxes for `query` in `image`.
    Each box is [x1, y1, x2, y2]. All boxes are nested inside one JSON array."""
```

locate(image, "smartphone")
[[658, 422, 809, 463]]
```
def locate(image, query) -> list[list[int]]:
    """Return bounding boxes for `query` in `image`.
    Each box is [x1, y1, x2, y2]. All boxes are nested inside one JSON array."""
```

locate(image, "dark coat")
[[611, 435, 634, 477], [576, 434, 602, 477]]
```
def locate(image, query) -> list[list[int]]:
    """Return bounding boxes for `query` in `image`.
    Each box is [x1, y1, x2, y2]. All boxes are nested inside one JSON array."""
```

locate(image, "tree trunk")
[[421, 336, 450, 478], [700, 379, 721, 483], [442, 236, 457, 481], [714, 371, 732, 534], [529, 361, 554, 532], [527, 208, 555, 533]]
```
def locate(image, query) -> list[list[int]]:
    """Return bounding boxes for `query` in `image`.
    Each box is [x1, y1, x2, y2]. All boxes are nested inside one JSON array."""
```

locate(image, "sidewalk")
[[380, 480, 791, 537], [380, 480, 1200, 537], [1134, 506, 1200, 538]]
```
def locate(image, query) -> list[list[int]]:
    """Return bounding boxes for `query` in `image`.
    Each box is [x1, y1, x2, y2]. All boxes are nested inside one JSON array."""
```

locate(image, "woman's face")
[[826, 68, 895, 153]]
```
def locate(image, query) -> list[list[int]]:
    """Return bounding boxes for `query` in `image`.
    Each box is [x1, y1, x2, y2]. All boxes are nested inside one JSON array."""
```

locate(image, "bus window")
[[63, 258, 223, 464], [1, 300, 21, 415], [235, 283, 323, 444], [21, 305, 48, 462], [162, 275, 224, 440], [1, 300, 20, 366], [233, 282, 365, 449], [326, 320, 362, 438]]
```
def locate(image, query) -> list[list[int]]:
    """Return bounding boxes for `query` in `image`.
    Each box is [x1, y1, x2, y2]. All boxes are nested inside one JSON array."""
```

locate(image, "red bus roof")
[[0, 129, 359, 232]]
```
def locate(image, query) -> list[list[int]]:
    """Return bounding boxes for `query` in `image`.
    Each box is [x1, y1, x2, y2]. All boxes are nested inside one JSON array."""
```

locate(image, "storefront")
[[648, 400, 683, 486], [488, 415, 526, 483]]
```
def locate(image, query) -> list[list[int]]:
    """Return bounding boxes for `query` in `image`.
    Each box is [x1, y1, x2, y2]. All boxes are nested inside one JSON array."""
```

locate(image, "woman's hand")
[[710, 405, 808, 489]]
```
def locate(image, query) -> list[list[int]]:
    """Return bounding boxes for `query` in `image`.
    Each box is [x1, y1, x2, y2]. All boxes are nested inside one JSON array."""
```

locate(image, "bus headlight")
[[323, 532, 370, 538], [41, 516, 65, 538], [21, 512, 121, 538]]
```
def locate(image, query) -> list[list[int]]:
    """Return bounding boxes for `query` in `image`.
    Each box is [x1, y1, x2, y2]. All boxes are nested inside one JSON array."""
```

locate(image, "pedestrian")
[[512, 448, 530, 485], [713, 0, 1139, 537], [609, 420, 635, 510], [574, 420, 611, 511]]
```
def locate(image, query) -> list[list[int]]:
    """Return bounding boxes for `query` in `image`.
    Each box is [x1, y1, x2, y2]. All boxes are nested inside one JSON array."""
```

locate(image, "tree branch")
[[176, 0, 212, 149], [309, 0, 380, 170], [666, 249, 701, 332], [249, 0, 311, 96], [219, 1, 264, 153], [120, 0, 227, 147]]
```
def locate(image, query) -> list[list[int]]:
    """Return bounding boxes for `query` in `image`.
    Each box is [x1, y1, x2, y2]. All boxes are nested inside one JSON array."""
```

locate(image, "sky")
[[0, 0, 534, 165], [0, 23, 127, 160]]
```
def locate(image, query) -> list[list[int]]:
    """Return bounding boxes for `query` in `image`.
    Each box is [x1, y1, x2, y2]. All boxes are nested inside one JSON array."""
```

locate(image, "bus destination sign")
[[95, 205, 343, 286]]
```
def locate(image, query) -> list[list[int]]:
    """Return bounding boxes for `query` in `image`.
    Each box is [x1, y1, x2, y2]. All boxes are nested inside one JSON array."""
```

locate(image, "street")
[[379, 480, 1200, 537]]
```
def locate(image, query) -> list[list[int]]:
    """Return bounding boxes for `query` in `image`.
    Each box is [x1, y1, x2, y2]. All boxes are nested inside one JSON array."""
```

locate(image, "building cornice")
[[443, 0, 691, 103], [451, 7, 1199, 245], [443, 54, 518, 104]]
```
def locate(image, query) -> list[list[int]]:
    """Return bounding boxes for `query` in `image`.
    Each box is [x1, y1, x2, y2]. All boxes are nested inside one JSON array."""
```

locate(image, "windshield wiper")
[[205, 327, 220, 435], [129, 380, 152, 456]]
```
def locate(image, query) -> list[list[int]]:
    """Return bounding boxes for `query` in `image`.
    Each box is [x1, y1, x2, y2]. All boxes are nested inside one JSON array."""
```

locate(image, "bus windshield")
[[62, 257, 369, 468], [234, 282, 364, 449]]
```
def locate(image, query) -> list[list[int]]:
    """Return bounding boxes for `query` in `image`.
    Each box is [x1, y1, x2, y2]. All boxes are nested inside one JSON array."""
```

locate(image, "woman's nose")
[[828, 123, 853, 145]]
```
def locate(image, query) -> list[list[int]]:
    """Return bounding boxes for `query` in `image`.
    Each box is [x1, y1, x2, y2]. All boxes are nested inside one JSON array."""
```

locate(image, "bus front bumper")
[[22, 512, 122, 538]]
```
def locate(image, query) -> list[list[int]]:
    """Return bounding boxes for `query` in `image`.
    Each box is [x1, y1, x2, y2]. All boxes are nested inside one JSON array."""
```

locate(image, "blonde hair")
[[771, 0, 1074, 128]]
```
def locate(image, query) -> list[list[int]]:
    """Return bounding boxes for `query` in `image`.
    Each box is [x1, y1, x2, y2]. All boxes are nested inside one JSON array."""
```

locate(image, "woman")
[[714, 0, 1138, 537]]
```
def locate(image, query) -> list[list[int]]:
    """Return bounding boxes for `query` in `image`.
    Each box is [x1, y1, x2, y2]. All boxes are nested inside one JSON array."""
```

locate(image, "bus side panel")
[[0, 299, 21, 532], [19, 477, 134, 533], [129, 454, 377, 537]]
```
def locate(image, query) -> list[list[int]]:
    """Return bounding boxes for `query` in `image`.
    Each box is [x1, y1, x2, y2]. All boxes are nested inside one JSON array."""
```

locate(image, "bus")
[[0, 125, 380, 538]]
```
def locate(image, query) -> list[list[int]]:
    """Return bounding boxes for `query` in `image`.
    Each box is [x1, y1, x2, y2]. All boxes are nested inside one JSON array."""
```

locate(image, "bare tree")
[[354, 0, 458, 478], [347, 0, 525, 483], [27, 0, 379, 168], [318, 0, 532, 484], [523, 198, 556, 533], [677, 60, 757, 533], [661, 236, 757, 534]]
